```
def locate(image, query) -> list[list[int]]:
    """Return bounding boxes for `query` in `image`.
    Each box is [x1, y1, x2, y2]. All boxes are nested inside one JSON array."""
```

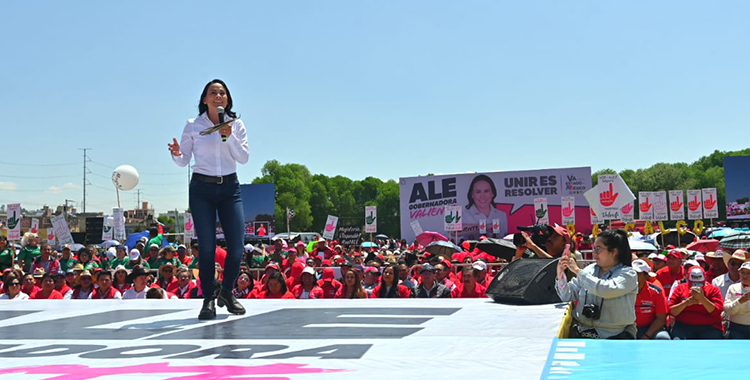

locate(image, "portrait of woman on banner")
[[462, 174, 508, 237]]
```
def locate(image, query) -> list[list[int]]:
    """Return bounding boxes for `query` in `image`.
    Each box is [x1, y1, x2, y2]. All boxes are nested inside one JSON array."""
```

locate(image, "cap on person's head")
[[551, 224, 571, 244], [666, 245, 676, 250], [140, 237, 148, 242], [694, 253, 706, 263], [265, 262, 280, 271], [106, 247, 117, 260], [149, 244, 159, 250], [740, 262, 750, 272], [33, 267, 46, 278], [420, 263, 436, 274], [321, 267, 335, 281], [705, 251, 723, 259], [72, 264, 85, 272], [177, 244, 187, 252], [114, 265, 128, 275], [651, 254, 667, 262], [163, 245, 176, 253], [129, 249, 141, 261], [340, 260, 353, 268], [688, 267, 705, 283], [667, 250, 682, 260], [684, 259, 699, 269], [296, 241, 306, 247], [116, 245, 127, 251], [67, 267, 77, 275], [126, 265, 150, 282], [62, 245, 71, 251], [244, 244, 253, 252], [54, 270, 66, 278], [647, 253, 658, 260], [632, 259, 656, 278], [365, 267, 380, 275], [472, 261, 487, 271], [302, 267, 316, 276], [321, 259, 331, 267], [75, 270, 93, 285]]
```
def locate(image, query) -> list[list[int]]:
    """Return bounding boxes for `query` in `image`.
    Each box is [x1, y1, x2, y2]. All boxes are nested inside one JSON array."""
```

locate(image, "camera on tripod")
[[512, 224, 552, 247]]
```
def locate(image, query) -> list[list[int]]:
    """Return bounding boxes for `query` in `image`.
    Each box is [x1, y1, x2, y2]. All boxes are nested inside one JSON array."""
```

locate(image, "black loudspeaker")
[[486, 258, 561, 305], [85, 217, 104, 245]]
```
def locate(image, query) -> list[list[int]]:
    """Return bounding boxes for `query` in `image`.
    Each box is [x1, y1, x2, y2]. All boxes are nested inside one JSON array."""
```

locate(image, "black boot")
[[198, 298, 216, 320], [217, 290, 246, 315]]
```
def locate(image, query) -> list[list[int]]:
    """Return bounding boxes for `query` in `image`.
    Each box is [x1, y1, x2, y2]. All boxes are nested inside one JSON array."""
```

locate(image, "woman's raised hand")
[[168, 138, 182, 156]]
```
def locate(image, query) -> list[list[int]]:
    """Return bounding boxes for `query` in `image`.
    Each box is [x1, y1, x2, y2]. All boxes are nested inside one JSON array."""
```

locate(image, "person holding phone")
[[724, 262, 750, 339], [556, 229, 638, 339], [168, 79, 249, 320]]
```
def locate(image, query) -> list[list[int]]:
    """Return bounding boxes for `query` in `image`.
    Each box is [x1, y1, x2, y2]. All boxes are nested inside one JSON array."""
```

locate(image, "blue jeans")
[[728, 322, 750, 339], [189, 176, 245, 299], [670, 321, 724, 340], [636, 325, 671, 340]]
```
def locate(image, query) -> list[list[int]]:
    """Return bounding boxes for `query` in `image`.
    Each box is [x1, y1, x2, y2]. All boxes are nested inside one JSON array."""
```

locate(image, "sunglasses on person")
[[163, 269, 173, 273], [729, 260, 744, 267], [9, 282, 20, 286]]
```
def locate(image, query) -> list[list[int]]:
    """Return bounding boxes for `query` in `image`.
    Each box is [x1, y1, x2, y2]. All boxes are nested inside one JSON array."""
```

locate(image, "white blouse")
[[172, 112, 249, 176]]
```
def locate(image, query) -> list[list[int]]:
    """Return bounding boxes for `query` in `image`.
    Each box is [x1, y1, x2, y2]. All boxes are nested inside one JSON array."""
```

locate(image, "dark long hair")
[[378, 264, 401, 298], [342, 269, 367, 299], [198, 79, 238, 118], [265, 271, 288, 294], [596, 229, 632, 267], [465, 174, 498, 210]]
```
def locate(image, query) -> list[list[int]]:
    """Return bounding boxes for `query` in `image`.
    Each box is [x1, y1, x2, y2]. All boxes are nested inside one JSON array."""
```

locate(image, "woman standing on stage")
[[169, 79, 249, 320]]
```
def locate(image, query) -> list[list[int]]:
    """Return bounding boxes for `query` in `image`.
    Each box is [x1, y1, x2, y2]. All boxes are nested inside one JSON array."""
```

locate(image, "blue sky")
[[1, 1, 748, 214]]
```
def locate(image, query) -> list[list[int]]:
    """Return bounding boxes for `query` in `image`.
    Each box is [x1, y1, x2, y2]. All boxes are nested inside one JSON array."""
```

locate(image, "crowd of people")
[[556, 228, 750, 340], [2, 226, 749, 341], [0, 230, 498, 302]]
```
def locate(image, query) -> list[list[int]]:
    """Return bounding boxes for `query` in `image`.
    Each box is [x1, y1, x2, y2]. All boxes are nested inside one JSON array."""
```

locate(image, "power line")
[[0, 160, 79, 167]]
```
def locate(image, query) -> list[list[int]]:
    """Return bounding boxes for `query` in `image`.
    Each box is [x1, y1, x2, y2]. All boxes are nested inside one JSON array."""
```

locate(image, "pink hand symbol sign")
[[599, 183, 619, 207]]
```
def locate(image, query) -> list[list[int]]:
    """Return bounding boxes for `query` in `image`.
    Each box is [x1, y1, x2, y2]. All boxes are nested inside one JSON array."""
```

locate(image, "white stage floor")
[[0, 299, 567, 380]]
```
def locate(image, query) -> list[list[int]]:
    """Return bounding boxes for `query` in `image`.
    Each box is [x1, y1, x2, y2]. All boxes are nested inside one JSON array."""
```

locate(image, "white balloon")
[[112, 165, 140, 191]]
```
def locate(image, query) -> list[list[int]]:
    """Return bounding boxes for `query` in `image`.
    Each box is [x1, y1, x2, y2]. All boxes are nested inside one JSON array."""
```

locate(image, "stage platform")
[[0, 299, 566, 380]]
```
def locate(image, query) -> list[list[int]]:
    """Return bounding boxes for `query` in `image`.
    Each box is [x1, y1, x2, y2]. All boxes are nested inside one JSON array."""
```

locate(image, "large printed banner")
[[725, 156, 750, 220], [687, 189, 703, 220], [323, 215, 339, 240], [6, 203, 21, 240], [364, 206, 377, 233], [584, 174, 635, 221], [702, 188, 719, 219], [399, 167, 592, 242], [669, 190, 685, 221]]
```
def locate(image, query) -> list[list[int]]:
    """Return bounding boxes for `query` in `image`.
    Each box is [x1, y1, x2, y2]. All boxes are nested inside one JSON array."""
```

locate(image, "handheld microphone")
[[217, 106, 227, 142]]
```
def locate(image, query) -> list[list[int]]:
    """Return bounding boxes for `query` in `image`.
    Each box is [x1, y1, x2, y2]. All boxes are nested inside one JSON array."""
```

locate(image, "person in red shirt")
[[90, 271, 122, 299], [258, 272, 295, 299], [656, 250, 684, 294], [632, 260, 669, 339], [53, 271, 73, 298], [282, 247, 304, 274], [291, 267, 324, 299], [21, 273, 40, 298], [168, 267, 197, 299], [285, 261, 305, 290], [669, 266, 724, 339], [112, 266, 131, 293], [32, 273, 63, 299], [371, 264, 411, 298], [318, 267, 342, 298], [335, 269, 368, 299], [156, 263, 178, 290], [452, 267, 487, 298]]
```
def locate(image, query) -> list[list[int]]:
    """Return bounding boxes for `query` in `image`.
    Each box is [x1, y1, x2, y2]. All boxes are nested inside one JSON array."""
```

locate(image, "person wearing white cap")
[[125, 248, 150, 270], [632, 260, 670, 340], [668, 266, 724, 339], [650, 253, 667, 272], [723, 261, 750, 339], [291, 266, 324, 299]]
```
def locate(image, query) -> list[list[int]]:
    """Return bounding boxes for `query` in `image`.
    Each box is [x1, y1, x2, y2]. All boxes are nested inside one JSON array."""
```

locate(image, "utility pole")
[[137, 189, 142, 207], [79, 148, 92, 213]]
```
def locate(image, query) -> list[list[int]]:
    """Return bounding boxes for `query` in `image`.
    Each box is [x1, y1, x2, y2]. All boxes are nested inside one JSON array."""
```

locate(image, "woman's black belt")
[[192, 173, 237, 184]]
